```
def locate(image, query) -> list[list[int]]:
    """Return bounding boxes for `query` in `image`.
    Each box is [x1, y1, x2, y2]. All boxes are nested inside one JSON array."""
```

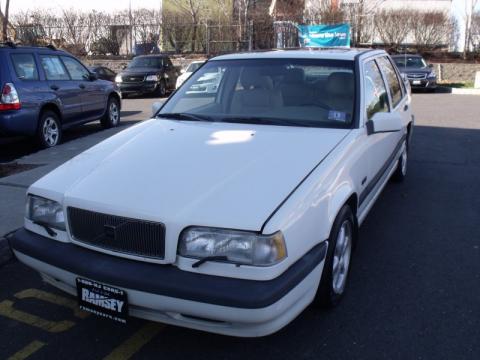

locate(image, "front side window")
[[11, 54, 39, 80], [377, 57, 403, 108], [40, 55, 70, 80], [364, 60, 389, 120], [160, 59, 356, 129], [61, 57, 90, 81]]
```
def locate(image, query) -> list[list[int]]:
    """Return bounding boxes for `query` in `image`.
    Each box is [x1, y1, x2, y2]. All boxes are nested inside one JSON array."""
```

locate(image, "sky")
[[2, 0, 165, 14]]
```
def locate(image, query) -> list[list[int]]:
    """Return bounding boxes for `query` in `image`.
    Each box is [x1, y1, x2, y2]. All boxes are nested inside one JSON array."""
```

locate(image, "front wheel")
[[314, 205, 355, 307], [157, 79, 167, 97], [101, 97, 121, 129]]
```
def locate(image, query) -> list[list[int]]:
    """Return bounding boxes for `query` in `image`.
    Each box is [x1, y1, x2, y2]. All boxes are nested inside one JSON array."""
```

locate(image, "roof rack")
[[0, 41, 17, 49], [45, 44, 57, 51]]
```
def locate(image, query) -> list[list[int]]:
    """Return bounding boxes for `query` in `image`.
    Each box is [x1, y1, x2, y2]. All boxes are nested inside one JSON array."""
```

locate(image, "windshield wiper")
[[192, 256, 229, 268], [156, 113, 215, 122], [221, 116, 316, 127]]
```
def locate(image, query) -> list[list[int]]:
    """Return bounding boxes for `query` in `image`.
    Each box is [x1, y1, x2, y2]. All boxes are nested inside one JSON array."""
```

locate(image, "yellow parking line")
[[7, 340, 46, 360], [0, 300, 75, 333], [103, 322, 164, 360], [15, 288, 89, 319]]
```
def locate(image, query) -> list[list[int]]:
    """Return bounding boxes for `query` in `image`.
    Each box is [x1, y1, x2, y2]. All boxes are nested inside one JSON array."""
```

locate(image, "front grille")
[[68, 207, 165, 259], [122, 75, 145, 83], [407, 73, 426, 79]]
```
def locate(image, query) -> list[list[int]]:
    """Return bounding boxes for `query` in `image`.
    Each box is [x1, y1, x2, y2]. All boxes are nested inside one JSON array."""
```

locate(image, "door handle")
[[79, 84, 86, 89], [404, 104, 409, 111], [50, 85, 59, 91]]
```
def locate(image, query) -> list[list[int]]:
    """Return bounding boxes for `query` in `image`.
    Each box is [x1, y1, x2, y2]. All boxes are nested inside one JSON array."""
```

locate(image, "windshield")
[[393, 56, 427, 68], [186, 62, 204, 73], [128, 57, 163, 69], [159, 58, 355, 129]]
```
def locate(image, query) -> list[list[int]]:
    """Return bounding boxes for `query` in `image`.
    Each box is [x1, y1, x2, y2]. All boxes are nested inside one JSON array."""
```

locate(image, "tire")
[[314, 205, 356, 307], [392, 140, 408, 182], [36, 110, 62, 148], [157, 79, 167, 97], [101, 96, 121, 129]]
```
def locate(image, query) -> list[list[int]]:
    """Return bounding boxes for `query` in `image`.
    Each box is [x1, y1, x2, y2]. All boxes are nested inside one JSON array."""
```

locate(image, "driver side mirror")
[[88, 72, 98, 81], [366, 112, 402, 135], [428, 64, 434, 68]]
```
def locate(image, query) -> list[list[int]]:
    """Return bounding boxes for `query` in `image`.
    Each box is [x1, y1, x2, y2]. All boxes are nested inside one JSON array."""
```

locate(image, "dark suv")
[[115, 55, 178, 97], [0, 43, 121, 147]]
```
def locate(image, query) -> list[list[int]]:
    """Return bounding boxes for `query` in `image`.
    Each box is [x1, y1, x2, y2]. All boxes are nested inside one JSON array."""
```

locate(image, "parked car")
[[0, 43, 121, 148], [176, 60, 205, 88], [11, 49, 414, 337], [88, 66, 116, 82], [391, 54, 437, 91], [115, 55, 178, 97]]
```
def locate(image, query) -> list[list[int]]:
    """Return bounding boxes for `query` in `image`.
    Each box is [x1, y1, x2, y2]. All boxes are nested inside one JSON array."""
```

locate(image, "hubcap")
[[332, 220, 352, 295], [42, 117, 59, 146], [401, 146, 408, 176], [109, 102, 119, 124]]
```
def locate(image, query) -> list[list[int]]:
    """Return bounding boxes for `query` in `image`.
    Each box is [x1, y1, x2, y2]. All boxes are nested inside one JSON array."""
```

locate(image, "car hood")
[[120, 67, 162, 75], [30, 120, 349, 231], [396, 67, 432, 74]]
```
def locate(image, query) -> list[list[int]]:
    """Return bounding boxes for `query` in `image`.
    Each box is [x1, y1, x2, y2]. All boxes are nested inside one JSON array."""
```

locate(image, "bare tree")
[[304, 0, 345, 24], [343, 0, 386, 46], [2, 0, 10, 41], [462, 0, 480, 57], [374, 9, 413, 49], [412, 10, 455, 50], [169, 0, 205, 52]]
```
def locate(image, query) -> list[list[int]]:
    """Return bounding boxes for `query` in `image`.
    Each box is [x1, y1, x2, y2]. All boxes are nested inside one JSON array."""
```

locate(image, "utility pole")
[[2, 0, 10, 42]]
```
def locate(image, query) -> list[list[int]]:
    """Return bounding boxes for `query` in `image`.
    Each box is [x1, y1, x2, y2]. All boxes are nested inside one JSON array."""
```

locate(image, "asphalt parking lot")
[[0, 93, 479, 359]]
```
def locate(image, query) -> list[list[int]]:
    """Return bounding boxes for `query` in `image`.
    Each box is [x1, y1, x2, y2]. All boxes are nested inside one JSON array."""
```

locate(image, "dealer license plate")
[[76, 278, 128, 324], [412, 80, 421, 85]]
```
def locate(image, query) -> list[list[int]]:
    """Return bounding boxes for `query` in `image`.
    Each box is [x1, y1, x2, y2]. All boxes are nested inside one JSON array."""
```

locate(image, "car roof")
[[0, 44, 69, 55], [211, 48, 381, 61]]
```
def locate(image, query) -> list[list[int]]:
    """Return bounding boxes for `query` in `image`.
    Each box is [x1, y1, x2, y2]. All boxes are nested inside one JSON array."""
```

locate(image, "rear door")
[[39, 54, 83, 123], [61, 56, 106, 119]]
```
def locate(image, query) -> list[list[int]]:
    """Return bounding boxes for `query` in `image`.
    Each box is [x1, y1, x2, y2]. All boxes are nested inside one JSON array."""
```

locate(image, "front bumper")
[[408, 78, 437, 89], [10, 228, 327, 337], [117, 82, 159, 94]]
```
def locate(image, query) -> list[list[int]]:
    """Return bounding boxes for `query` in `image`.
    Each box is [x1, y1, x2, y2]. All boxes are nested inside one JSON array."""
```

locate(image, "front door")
[[61, 56, 106, 119]]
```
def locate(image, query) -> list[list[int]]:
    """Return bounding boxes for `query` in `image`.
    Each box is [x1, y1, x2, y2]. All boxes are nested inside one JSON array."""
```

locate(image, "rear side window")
[[40, 56, 70, 80], [11, 54, 39, 80], [61, 56, 90, 80], [377, 57, 403, 108], [364, 60, 389, 120]]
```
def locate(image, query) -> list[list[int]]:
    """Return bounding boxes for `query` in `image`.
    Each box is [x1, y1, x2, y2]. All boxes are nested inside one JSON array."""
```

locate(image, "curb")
[[0, 236, 13, 266], [450, 88, 480, 95]]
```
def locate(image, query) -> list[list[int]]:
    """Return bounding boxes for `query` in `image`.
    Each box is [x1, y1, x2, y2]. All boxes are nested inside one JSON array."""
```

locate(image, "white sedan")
[[11, 49, 413, 337], [175, 60, 205, 89]]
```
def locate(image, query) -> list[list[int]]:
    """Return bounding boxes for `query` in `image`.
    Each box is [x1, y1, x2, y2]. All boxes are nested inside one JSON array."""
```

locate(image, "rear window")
[[11, 54, 39, 80]]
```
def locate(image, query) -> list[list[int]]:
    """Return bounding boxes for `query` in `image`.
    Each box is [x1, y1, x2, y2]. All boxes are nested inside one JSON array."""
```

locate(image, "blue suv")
[[0, 43, 121, 147]]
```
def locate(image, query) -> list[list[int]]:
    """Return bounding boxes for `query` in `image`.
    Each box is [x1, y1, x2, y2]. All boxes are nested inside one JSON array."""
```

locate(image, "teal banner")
[[297, 24, 351, 47]]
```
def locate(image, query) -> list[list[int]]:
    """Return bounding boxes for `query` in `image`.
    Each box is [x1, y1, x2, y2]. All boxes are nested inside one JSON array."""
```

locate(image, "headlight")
[[176, 78, 184, 88], [427, 71, 436, 78], [115, 74, 122, 83], [26, 195, 65, 230], [178, 227, 287, 266], [145, 74, 159, 82]]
